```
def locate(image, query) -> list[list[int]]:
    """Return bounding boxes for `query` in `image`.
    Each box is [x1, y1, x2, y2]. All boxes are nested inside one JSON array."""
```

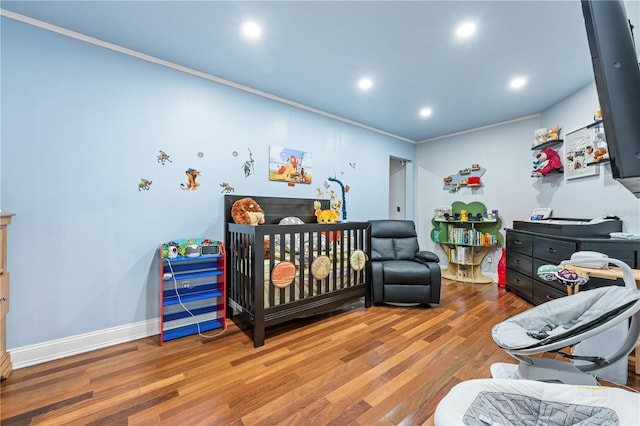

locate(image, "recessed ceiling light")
[[510, 77, 527, 89], [419, 108, 433, 118], [358, 77, 373, 91], [456, 22, 476, 39], [242, 21, 262, 39]]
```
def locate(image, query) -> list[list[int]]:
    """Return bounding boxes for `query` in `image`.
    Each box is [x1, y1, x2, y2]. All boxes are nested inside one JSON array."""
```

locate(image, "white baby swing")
[[490, 254, 640, 386], [434, 254, 640, 426]]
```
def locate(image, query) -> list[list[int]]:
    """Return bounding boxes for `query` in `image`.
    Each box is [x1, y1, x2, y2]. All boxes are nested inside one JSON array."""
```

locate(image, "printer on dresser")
[[505, 218, 639, 305]]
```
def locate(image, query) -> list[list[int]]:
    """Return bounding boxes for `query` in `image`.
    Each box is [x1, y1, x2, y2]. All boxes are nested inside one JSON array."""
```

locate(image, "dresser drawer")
[[507, 231, 533, 256], [578, 241, 639, 269], [506, 269, 533, 303], [533, 280, 566, 305], [506, 251, 532, 275], [533, 236, 577, 263]]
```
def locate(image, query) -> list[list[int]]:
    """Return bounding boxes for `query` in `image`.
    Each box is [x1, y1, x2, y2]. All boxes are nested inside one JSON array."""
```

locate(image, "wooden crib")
[[224, 195, 371, 347]]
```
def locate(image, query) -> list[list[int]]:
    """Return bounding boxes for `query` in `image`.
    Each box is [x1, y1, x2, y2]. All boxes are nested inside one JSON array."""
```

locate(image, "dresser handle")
[[0, 297, 6, 302], [516, 259, 522, 265], [548, 248, 557, 254], [514, 240, 523, 245]]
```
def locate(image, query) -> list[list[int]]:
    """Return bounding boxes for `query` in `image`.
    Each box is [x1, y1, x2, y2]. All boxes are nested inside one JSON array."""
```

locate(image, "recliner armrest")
[[415, 250, 440, 263]]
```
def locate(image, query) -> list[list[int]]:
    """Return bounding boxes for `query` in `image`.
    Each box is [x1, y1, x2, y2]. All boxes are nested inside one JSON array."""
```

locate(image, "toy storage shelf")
[[531, 139, 563, 150], [431, 201, 503, 284], [159, 241, 226, 345]]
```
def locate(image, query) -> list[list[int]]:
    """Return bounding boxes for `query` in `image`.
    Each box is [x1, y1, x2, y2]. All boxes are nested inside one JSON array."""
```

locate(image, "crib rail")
[[226, 221, 371, 346]]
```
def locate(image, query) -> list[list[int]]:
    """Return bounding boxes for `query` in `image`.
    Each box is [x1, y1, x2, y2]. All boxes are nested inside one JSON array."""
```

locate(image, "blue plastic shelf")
[[162, 319, 223, 342], [163, 270, 222, 282], [163, 289, 223, 306], [163, 305, 218, 322]]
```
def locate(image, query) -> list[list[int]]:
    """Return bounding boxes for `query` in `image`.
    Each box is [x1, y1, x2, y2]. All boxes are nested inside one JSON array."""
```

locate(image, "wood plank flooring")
[[2, 280, 639, 425]]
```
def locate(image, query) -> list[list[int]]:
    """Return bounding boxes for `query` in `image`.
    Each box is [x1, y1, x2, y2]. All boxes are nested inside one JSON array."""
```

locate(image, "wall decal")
[[197, 152, 204, 158], [138, 179, 152, 191], [180, 168, 201, 190], [269, 145, 312, 184], [157, 150, 172, 165], [243, 148, 255, 177], [220, 182, 235, 193], [443, 164, 485, 192]]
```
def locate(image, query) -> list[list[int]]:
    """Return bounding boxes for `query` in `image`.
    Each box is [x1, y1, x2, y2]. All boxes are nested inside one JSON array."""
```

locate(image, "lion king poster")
[[269, 146, 312, 184]]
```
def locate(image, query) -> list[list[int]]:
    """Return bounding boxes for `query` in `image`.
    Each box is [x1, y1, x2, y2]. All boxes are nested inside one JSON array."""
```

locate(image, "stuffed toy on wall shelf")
[[532, 146, 563, 177]]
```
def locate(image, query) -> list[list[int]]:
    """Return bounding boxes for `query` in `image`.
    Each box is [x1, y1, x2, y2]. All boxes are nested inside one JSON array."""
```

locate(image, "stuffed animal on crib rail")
[[532, 147, 562, 177], [315, 209, 340, 224], [232, 197, 265, 226]]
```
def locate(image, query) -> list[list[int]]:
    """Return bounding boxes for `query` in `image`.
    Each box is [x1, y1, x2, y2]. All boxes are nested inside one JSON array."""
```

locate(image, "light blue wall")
[[417, 83, 640, 278], [416, 116, 542, 278], [0, 18, 415, 349]]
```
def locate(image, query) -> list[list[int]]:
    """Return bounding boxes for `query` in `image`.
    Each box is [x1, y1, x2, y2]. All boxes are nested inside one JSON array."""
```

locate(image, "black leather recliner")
[[369, 220, 441, 305]]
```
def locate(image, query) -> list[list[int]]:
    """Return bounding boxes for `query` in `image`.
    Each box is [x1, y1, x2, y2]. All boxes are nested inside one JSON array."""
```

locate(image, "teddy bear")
[[533, 128, 548, 147], [593, 146, 609, 163], [532, 147, 562, 177], [315, 209, 340, 224], [231, 197, 265, 226], [545, 125, 561, 142]]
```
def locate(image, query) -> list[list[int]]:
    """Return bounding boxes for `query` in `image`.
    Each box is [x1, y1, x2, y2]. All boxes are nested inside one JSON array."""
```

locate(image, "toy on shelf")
[[532, 126, 562, 148], [430, 201, 503, 284], [443, 164, 485, 192], [532, 146, 563, 177]]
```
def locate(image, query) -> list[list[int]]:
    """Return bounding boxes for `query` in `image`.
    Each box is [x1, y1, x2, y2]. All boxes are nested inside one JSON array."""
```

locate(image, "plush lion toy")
[[232, 197, 265, 226], [315, 209, 340, 224]]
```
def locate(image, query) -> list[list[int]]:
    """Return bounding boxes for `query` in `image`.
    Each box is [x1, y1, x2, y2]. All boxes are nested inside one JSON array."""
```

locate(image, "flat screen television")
[[581, 0, 640, 196]]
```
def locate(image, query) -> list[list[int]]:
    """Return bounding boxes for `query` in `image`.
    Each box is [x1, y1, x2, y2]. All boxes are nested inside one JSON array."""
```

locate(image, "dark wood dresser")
[[505, 221, 639, 305]]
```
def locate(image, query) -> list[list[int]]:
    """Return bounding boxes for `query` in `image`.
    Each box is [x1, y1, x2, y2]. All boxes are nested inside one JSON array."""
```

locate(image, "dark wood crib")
[[224, 195, 371, 347]]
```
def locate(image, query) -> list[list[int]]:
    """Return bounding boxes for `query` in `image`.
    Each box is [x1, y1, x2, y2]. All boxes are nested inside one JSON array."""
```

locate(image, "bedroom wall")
[[416, 83, 640, 280], [0, 18, 416, 358]]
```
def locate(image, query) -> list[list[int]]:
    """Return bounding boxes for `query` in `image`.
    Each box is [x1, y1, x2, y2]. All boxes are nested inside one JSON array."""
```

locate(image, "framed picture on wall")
[[564, 125, 599, 180], [269, 145, 312, 184]]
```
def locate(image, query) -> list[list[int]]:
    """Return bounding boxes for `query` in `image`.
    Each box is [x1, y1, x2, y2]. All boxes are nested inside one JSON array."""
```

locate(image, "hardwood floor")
[[2, 280, 639, 425]]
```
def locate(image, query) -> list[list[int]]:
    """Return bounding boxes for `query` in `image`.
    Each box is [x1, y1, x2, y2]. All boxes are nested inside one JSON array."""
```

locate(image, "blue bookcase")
[[159, 239, 226, 345]]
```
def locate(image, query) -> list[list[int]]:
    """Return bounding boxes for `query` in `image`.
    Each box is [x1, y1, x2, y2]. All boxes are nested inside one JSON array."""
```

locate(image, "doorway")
[[389, 157, 407, 219]]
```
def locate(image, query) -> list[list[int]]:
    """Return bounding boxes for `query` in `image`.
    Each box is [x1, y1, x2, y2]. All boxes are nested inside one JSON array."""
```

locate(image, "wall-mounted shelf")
[[532, 168, 564, 177], [531, 139, 563, 150]]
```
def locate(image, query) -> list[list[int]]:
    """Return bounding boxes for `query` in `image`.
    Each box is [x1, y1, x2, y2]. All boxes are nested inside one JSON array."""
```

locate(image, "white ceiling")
[[2, 1, 633, 143]]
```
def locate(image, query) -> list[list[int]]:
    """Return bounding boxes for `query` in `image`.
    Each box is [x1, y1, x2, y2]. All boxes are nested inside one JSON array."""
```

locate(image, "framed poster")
[[564, 125, 599, 179], [269, 145, 312, 184]]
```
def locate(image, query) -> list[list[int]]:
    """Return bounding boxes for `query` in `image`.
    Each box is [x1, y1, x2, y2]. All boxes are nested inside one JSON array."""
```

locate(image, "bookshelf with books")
[[431, 201, 503, 283]]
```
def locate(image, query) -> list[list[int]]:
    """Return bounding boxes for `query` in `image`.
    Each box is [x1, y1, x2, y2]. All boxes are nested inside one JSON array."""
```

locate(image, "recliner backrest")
[[370, 220, 420, 261]]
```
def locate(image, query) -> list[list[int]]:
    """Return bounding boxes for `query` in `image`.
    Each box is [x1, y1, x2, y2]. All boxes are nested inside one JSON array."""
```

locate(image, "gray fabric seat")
[[369, 219, 441, 305]]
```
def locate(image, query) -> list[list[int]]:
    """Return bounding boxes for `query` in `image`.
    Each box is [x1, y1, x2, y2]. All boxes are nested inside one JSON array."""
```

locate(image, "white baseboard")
[[9, 319, 159, 370]]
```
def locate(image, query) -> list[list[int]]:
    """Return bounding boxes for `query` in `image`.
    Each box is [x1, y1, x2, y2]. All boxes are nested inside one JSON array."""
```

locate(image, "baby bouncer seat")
[[491, 255, 640, 386]]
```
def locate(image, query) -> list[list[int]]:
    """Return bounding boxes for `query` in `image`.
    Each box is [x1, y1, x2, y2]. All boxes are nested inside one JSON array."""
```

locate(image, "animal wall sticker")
[[220, 182, 234, 193], [180, 168, 201, 190], [138, 179, 152, 191], [157, 150, 172, 165], [242, 148, 255, 177]]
